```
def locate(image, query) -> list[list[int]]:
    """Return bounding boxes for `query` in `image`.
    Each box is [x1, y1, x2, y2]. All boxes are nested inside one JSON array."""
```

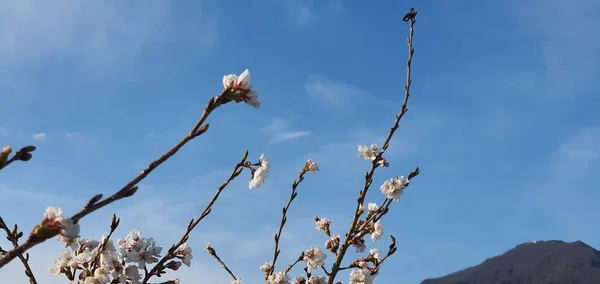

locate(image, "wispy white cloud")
[[261, 118, 311, 143], [299, 0, 343, 25], [522, 126, 600, 241], [0, 186, 82, 206], [266, 0, 343, 26], [32, 132, 46, 141], [64, 132, 80, 140], [303, 74, 395, 111], [0, 1, 219, 69], [0, 1, 159, 65], [515, 0, 600, 97], [304, 75, 363, 108]]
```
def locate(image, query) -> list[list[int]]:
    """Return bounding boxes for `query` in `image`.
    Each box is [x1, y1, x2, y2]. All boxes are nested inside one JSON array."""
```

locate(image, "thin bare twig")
[[326, 8, 419, 283], [0, 145, 36, 172], [0, 217, 37, 284], [371, 235, 398, 275], [205, 244, 238, 280], [0, 91, 231, 268], [90, 214, 120, 271], [283, 252, 305, 275], [265, 168, 309, 279], [142, 151, 248, 283]]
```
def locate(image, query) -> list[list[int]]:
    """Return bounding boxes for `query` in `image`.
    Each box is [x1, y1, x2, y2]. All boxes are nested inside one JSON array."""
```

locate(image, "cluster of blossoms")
[[222, 69, 261, 108], [39, 138, 410, 283], [0, 50, 420, 284], [259, 246, 328, 284], [260, 262, 290, 284], [358, 144, 389, 168], [292, 275, 327, 284], [349, 267, 376, 284], [300, 143, 411, 283], [303, 246, 327, 273], [380, 176, 409, 201], [49, 226, 192, 284], [253, 142, 411, 283]]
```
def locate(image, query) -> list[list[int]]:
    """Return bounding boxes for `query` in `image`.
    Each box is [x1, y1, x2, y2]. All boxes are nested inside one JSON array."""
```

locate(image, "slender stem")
[[0, 91, 226, 268], [0, 218, 37, 284], [284, 258, 303, 275], [266, 169, 308, 279], [326, 9, 417, 283], [205, 245, 238, 280], [142, 151, 248, 283]]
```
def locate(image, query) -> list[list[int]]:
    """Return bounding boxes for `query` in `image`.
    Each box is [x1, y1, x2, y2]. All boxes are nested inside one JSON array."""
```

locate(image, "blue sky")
[[1, 0, 599, 283]]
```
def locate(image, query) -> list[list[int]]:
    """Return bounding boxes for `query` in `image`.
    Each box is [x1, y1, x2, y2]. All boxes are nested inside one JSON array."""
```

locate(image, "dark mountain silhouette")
[[421, 240, 600, 284]]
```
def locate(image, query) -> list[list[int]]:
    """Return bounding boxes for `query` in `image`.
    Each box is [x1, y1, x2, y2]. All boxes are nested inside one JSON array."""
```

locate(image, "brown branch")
[[326, 8, 418, 284], [371, 235, 398, 275], [283, 252, 305, 275], [0, 217, 37, 284], [0, 145, 36, 172], [205, 243, 238, 281], [265, 168, 309, 279], [0, 90, 229, 268], [142, 151, 248, 283]]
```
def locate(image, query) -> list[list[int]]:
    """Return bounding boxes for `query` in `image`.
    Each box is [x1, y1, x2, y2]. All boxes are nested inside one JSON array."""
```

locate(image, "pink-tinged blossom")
[[352, 237, 366, 253], [303, 246, 327, 273], [370, 220, 384, 242], [266, 270, 291, 284], [380, 176, 409, 201], [349, 268, 376, 284], [307, 276, 327, 284], [357, 144, 381, 161], [377, 157, 389, 168], [305, 159, 319, 172], [315, 218, 331, 232], [1, 145, 11, 155], [79, 238, 100, 251], [367, 202, 379, 213], [369, 248, 382, 261], [260, 261, 274, 272], [222, 69, 261, 108], [44, 207, 63, 222], [177, 243, 193, 266], [325, 234, 340, 253], [222, 70, 252, 90], [43, 207, 80, 245], [49, 251, 73, 276]]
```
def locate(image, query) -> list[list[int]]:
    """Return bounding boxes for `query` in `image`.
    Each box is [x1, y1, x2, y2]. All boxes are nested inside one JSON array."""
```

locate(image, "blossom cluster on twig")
[[0, 7, 420, 284]]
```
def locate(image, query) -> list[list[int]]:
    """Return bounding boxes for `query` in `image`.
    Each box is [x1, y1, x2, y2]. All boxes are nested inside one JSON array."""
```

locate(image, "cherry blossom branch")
[[0, 92, 229, 268], [326, 8, 419, 283], [205, 243, 238, 281], [142, 151, 248, 283], [265, 160, 319, 279], [0, 217, 37, 284], [0, 145, 36, 172]]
